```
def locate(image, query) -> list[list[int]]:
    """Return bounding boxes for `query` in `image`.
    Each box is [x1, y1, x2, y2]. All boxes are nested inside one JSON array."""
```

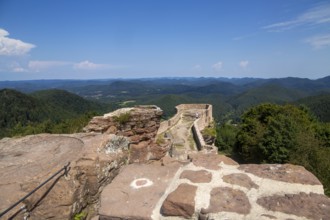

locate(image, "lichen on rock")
[[101, 135, 129, 154]]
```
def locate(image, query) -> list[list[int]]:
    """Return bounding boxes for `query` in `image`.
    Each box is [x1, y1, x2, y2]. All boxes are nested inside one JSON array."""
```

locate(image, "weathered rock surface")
[[99, 162, 181, 220], [0, 133, 129, 220], [201, 187, 251, 215], [161, 183, 197, 218], [180, 170, 212, 183], [84, 105, 169, 163], [222, 173, 259, 190], [239, 164, 322, 185], [257, 192, 330, 220], [188, 152, 238, 169]]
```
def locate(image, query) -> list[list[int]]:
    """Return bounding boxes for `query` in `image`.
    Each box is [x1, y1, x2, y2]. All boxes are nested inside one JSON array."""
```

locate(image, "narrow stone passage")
[[168, 112, 197, 160]]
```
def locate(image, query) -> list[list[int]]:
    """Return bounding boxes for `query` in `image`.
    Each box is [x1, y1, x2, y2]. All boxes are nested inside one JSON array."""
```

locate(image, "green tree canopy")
[[236, 104, 317, 163], [235, 103, 330, 195]]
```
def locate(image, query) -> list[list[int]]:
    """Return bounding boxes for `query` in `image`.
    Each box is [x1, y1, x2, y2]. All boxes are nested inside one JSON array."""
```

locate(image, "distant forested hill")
[[0, 89, 50, 129], [31, 89, 106, 117], [295, 93, 330, 122], [228, 84, 307, 114], [0, 89, 109, 138], [1, 76, 329, 124]]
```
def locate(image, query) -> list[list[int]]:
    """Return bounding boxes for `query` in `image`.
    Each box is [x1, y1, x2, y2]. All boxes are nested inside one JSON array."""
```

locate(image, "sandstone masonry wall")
[[157, 106, 182, 135], [157, 104, 213, 137], [191, 105, 214, 151], [84, 105, 169, 163]]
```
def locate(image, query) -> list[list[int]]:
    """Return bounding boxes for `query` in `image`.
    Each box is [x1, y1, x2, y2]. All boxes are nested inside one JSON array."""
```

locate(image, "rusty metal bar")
[[0, 162, 70, 218]]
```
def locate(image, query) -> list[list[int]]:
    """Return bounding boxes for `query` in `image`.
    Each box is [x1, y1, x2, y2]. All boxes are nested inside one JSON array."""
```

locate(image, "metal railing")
[[0, 162, 71, 219]]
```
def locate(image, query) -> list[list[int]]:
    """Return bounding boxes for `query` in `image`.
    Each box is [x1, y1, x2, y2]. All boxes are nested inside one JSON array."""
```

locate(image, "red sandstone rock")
[[129, 135, 141, 144], [148, 143, 169, 161], [222, 173, 259, 189], [84, 106, 166, 163], [99, 162, 180, 220], [0, 133, 128, 220], [106, 125, 117, 134], [257, 192, 330, 220], [161, 183, 197, 218], [189, 152, 238, 170], [201, 187, 251, 215], [239, 164, 322, 185], [180, 170, 212, 183]]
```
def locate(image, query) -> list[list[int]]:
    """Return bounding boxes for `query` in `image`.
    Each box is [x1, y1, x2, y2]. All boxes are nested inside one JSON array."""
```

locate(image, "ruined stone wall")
[[157, 106, 181, 135], [84, 105, 169, 163], [194, 104, 213, 131], [157, 104, 213, 151], [157, 104, 213, 135], [192, 119, 207, 150], [186, 104, 213, 151]]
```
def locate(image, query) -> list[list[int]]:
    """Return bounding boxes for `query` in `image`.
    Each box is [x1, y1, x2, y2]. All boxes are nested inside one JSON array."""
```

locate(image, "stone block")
[[201, 187, 251, 215], [161, 183, 197, 218], [180, 170, 212, 183]]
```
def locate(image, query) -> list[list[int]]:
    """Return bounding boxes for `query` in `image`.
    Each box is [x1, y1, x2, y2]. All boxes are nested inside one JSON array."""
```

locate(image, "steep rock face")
[[84, 105, 169, 163], [0, 133, 129, 219]]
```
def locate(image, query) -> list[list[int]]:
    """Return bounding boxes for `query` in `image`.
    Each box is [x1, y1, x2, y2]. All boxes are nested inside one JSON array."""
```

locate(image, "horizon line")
[[0, 75, 329, 82]]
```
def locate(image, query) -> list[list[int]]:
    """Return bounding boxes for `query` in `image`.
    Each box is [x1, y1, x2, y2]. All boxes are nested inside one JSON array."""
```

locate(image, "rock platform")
[[98, 152, 330, 220]]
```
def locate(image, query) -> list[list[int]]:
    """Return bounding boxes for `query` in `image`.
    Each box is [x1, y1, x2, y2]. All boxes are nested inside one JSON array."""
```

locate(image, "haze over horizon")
[[1, 0, 330, 80]]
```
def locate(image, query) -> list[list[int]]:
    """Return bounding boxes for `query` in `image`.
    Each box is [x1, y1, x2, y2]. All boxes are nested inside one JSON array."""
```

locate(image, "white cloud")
[[239, 60, 249, 68], [0, 28, 35, 56], [305, 34, 330, 49], [26, 60, 116, 72], [73, 60, 109, 70], [263, 3, 330, 32], [193, 64, 201, 70], [12, 67, 27, 72], [212, 61, 223, 71], [28, 60, 71, 71], [7, 61, 29, 72]]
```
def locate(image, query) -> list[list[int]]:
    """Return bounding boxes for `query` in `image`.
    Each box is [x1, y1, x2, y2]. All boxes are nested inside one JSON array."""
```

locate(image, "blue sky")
[[0, 0, 330, 80]]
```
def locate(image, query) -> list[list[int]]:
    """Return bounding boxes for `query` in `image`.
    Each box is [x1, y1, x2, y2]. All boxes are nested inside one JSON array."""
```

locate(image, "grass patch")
[[113, 112, 131, 124], [202, 126, 216, 137], [156, 135, 166, 145], [74, 211, 87, 220], [174, 143, 184, 149]]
